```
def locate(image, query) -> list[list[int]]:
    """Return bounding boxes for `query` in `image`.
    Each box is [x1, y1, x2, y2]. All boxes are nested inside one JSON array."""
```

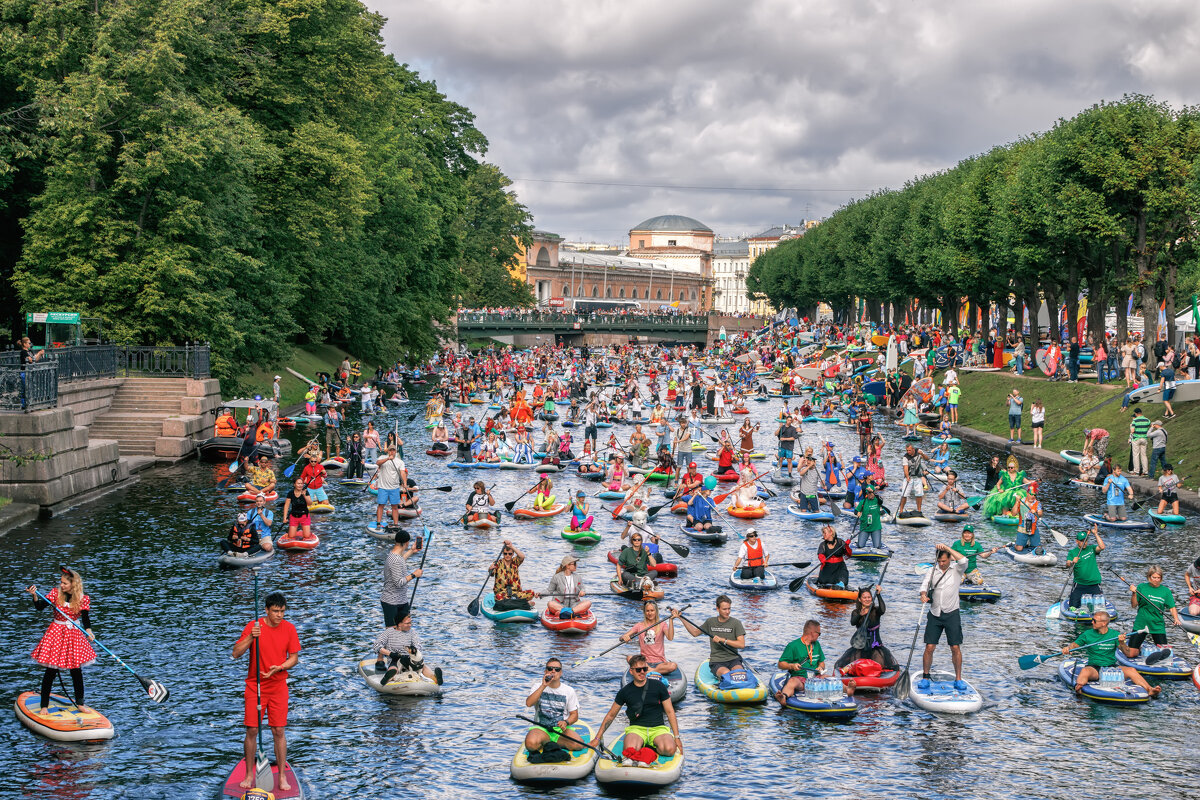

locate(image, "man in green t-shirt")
[[951, 525, 998, 584], [1062, 610, 1159, 696], [774, 620, 849, 706], [1129, 408, 1152, 477], [1065, 525, 1105, 610], [1129, 565, 1183, 651], [854, 485, 884, 549], [947, 384, 961, 424]]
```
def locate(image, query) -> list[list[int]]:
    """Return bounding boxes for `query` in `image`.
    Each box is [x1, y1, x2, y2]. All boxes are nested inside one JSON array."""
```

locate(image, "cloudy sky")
[[371, 0, 1200, 243]]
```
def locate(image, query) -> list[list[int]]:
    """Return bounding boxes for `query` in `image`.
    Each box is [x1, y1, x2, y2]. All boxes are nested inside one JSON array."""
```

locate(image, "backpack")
[[845, 658, 884, 678]]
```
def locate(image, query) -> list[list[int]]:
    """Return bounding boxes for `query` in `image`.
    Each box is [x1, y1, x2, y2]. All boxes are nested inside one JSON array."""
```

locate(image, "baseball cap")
[[962, 523, 974, 532], [1076, 531, 1088, 541], [560, 555, 580, 567]]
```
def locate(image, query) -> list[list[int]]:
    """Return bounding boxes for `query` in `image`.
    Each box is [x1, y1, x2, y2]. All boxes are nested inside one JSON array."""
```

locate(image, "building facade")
[[527, 250, 710, 312], [627, 215, 714, 311]]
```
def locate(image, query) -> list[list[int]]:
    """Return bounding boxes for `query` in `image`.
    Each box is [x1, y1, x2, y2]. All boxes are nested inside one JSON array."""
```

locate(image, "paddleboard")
[[885, 335, 898, 372], [1128, 379, 1200, 405], [14, 692, 114, 742], [223, 758, 304, 798]]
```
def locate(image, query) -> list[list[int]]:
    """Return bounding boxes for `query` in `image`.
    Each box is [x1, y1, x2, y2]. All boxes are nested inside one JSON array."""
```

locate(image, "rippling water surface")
[[1, 391, 1197, 799]]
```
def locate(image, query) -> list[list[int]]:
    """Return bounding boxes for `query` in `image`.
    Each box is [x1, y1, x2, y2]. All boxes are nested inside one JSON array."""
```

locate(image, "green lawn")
[[234, 343, 358, 410], [952, 370, 1200, 476]]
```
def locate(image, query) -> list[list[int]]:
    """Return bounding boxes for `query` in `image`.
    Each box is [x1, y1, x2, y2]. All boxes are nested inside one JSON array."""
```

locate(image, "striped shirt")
[[1131, 416, 1152, 440]]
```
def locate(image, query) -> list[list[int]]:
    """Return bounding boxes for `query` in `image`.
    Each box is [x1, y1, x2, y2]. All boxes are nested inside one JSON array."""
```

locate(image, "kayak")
[[560, 527, 601, 545], [1082, 514, 1155, 531], [1148, 511, 1186, 525], [539, 607, 598, 635], [835, 665, 900, 692], [277, 532, 319, 551], [481, 593, 537, 623], [1057, 659, 1150, 705], [889, 513, 932, 526], [1004, 546, 1058, 567], [728, 567, 780, 592], [622, 667, 687, 704], [679, 523, 727, 544], [594, 732, 684, 788], [786, 505, 834, 522], [513, 504, 567, 519], [217, 547, 275, 568], [1116, 645, 1191, 679], [509, 722, 598, 785], [308, 501, 334, 514], [14, 692, 114, 742], [694, 659, 768, 704], [909, 671, 982, 714], [847, 547, 891, 562], [805, 579, 856, 603], [726, 504, 767, 519], [606, 550, 678, 577], [1050, 599, 1118, 623], [931, 512, 970, 522], [1059, 450, 1084, 465], [357, 658, 442, 696], [767, 672, 858, 721]]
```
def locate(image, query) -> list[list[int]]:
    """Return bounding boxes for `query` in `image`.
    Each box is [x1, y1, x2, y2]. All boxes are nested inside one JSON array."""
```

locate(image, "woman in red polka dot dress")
[[26, 566, 96, 715]]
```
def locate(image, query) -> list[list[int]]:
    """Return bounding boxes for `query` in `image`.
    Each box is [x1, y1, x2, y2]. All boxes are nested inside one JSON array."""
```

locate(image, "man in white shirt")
[[523, 658, 581, 755], [943, 367, 958, 387], [919, 543, 969, 689]]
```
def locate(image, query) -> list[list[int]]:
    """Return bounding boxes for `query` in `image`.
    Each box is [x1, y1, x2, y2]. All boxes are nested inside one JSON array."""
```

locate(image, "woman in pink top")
[[362, 422, 381, 463], [619, 601, 678, 675]]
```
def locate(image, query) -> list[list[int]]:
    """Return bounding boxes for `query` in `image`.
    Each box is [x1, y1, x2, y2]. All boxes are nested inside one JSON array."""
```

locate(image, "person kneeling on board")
[[372, 613, 442, 686]]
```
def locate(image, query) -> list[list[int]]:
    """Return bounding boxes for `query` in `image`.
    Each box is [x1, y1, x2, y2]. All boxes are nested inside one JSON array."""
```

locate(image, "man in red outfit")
[[233, 592, 301, 792]]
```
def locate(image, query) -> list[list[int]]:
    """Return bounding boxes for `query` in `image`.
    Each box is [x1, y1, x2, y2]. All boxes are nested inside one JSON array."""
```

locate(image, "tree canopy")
[[747, 95, 1200, 362], [0, 0, 533, 379]]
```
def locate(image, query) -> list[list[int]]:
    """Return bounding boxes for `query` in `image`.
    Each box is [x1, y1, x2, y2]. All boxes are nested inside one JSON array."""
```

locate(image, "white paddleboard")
[[885, 335, 898, 372]]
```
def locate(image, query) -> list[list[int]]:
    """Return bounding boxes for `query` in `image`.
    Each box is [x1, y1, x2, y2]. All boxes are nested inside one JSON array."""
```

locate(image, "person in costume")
[[27, 567, 96, 716], [981, 455, 1027, 519]]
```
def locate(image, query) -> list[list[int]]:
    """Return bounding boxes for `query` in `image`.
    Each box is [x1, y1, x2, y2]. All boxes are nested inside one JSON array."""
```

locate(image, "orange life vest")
[[215, 414, 237, 437], [255, 422, 274, 443], [745, 538, 765, 567]]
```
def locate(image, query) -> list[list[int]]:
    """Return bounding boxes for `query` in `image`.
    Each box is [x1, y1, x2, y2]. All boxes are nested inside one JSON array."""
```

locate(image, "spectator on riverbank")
[[1030, 400, 1045, 448], [1093, 340, 1107, 383], [1129, 407, 1152, 477], [1067, 337, 1080, 382], [1147, 420, 1169, 479], [1006, 388, 1024, 443], [1120, 366, 1149, 412]]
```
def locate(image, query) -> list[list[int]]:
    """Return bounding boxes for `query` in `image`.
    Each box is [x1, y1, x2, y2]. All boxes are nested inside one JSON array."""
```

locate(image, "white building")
[[711, 239, 752, 314]]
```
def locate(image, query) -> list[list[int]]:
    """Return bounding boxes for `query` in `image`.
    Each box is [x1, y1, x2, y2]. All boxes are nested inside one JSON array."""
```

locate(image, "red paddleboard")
[[223, 758, 305, 798]]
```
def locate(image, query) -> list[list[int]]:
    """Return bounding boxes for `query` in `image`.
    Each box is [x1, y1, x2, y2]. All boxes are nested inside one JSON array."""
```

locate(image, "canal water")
[[1, 388, 1196, 799]]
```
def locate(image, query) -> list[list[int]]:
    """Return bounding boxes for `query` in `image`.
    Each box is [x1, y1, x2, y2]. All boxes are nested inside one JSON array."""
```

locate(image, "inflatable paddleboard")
[[14, 692, 114, 742]]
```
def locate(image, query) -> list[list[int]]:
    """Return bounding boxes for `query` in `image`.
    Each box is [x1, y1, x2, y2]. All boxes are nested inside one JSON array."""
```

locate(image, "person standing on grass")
[[1068, 337, 1080, 382], [1158, 357, 1178, 420], [1006, 388, 1023, 444], [1147, 420, 1168, 480], [1129, 408, 1151, 477], [1030, 400, 1045, 449]]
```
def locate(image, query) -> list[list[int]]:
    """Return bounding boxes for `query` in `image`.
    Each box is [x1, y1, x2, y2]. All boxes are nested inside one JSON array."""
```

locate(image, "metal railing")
[[119, 344, 210, 378], [0, 361, 59, 411], [456, 311, 709, 330]]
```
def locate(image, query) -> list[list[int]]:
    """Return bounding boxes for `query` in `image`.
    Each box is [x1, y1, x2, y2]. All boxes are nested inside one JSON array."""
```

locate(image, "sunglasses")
[[545, 666, 562, 672], [631, 666, 649, 673]]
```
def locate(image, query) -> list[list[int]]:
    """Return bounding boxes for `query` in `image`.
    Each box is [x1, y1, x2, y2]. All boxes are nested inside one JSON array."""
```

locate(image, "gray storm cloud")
[[369, 0, 1200, 241]]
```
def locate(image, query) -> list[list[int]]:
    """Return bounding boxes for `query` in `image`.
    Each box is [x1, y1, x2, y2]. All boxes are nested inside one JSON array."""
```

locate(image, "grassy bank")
[[233, 343, 358, 410], [951, 371, 1200, 477]]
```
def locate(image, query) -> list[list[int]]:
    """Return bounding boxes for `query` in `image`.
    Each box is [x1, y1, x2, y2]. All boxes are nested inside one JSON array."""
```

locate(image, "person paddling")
[[1065, 526, 1105, 610], [491, 541, 536, 611], [815, 524, 851, 588], [952, 525, 997, 585], [593, 654, 682, 766], [522, 657, 581, 757], [232, 592, 301, 792], [918, 543, 968, 690], [1128, 565, 1182, 651], [733, 528, 769, 580], [619, 602, 680, 677], [1062, 610, 1160, 697], [835, 585, 898, 671], [775, 619, 852, 705], [679, 595, 746, 680], [370, 612, 442, 686], [26, 567, 96, 716], [544, 556, 590, 618]]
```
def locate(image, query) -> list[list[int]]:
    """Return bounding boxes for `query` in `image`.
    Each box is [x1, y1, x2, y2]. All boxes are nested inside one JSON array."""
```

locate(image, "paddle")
[[787, 536, 850, 592], [466, 546, 506, 616], [678, 612, 744, 649], [408, 527, 433, 608], [516, 715, 618, 761], [249, 568, 272, 789], [714, 468, 774, 504], [570, 604, 693, 668], [29, 588, 169, 704], [1017, 627, 1156, 670], [1109, 569, 1184, 631], [600, 509, 690, 558], [503, 478, 543, 513], [893, 602, 927, 700], [282, 438, 318, 479]]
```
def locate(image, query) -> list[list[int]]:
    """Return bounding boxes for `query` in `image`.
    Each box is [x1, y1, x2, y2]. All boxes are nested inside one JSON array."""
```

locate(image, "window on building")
[[618, 288, 625, 298], [606, 287, 613, 298], [667, 239, 676, 247], [631, 288, 639, 299], [535, 246, 551, 267], [679, 290, 685, 301], [656, 290, 662, 300], [638, 239, 645, 249], [592, 286, 598, 297], [562, 285, 571, 297]]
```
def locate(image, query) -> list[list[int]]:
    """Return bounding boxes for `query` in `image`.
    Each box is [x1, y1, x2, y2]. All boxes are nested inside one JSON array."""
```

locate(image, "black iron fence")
[[0, 343, 210, 412], [0, 361, 59, 411]]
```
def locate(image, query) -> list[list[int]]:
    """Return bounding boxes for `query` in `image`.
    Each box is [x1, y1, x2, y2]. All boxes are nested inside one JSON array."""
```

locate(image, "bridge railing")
[[0, 361, 59, 412], [456, 311, 708, 330]]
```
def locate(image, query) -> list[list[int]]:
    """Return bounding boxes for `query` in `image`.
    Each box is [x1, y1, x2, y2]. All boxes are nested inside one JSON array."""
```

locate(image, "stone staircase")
[[89, 377, 221, 458]]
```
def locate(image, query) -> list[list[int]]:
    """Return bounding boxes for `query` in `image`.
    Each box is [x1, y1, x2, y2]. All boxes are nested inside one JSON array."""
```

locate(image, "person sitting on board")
[[430, 421, 450, 453], [532, 474, 556, 511], [815, 524, 851, 587], [930, 441, 951, 475], [246, 454, 276, 496], [490, 541, 536, 611], [371, 612, 442, 685], [544, 556, 590, 618], [1078, 451, 1101, 484], [298, 451, 329, 505], [616, 532, 660, 594], [1062, 609, 1160, 697], [464, 481, 497, 525], [677, 462, 703, 497], [522, 657, 581, 759], [621, 498, 659, 555], [951, 525, 998, 585], [775, 619, 853, 706], [680, 595, 746, 680], [222, 512, 264, 556], [685, 480, 718, 531], [593, 653, 683, 766], [619, 602, 680, 678], [567, 490, 593, 532], [936, 470, 970, 514], [835, 585, 899, 672]]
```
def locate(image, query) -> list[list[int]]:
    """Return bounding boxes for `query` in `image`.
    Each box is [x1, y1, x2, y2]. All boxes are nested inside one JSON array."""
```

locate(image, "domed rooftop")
[[630, 214, 712, 233]]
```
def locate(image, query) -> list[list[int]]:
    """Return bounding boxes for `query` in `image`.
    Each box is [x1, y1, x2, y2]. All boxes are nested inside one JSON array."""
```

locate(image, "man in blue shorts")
[[374, 445, 405, 527]]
